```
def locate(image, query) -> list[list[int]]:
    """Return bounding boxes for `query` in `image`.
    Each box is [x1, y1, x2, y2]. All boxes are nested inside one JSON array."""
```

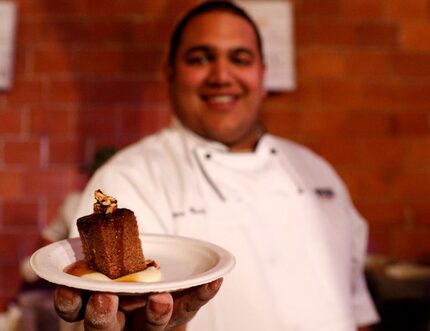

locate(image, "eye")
[[184, 50, 213, 65], [230, 49, 255, 66]]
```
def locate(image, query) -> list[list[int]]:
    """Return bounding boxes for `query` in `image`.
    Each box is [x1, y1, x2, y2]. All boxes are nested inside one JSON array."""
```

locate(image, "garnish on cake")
[[73, 190, 159, 281]]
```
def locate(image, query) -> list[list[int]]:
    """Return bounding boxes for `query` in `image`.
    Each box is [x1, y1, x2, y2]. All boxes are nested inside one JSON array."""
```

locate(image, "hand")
[[54, 278, 223, 331]]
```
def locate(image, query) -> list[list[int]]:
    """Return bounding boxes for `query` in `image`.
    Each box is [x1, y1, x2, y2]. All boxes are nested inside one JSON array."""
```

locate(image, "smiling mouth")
[[202, 95, 238, 105]]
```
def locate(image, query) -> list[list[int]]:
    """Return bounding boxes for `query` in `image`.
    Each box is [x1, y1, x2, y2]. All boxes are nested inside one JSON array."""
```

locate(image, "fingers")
[[171, 278, 223, 326], [130, 292, 173, 331], [84, 292, 125, 331], [119, 296, 147, 313], [54, 286, 86, 322], [187, 278, 223, 311]]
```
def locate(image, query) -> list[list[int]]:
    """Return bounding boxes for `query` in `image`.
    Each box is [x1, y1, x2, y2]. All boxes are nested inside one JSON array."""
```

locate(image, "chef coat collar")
[[171, 117, 270, 154]]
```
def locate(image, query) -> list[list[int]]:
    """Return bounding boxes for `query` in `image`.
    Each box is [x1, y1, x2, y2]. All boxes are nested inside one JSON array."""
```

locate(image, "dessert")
[[77, 190, 147, 279]]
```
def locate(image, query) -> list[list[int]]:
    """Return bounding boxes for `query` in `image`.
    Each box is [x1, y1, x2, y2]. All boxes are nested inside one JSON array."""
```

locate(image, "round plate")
[[30, 234, 235, 294]]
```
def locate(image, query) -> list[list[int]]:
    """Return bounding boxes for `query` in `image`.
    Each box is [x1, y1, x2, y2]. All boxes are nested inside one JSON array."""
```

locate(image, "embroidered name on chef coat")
[[172, 207, 206, 218]]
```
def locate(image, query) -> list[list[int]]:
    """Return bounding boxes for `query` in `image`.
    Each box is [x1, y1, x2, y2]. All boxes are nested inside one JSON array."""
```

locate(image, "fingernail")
[[208, 278, 223, 291], [55, 288, 81, 313], [148, 298, 171, 316]]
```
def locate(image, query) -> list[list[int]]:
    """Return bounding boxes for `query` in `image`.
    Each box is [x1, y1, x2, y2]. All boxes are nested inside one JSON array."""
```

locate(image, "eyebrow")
[[183, 45, 213, 55], [183, 45, 257, 57]]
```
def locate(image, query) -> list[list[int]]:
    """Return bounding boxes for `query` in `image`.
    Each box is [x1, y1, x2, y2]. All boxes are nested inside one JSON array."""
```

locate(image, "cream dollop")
[[81, 266, 162, 283]]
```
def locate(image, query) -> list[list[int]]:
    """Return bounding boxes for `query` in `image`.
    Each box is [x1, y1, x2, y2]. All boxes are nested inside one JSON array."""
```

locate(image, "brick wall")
[[0, 0, 429, 310]]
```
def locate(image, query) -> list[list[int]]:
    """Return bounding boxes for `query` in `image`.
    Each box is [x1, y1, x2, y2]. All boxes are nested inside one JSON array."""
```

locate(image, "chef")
[[58, 1, 379, 330]]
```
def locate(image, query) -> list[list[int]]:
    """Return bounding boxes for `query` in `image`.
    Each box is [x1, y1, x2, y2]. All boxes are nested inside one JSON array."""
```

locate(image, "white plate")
[[30, 234, 235, 294]]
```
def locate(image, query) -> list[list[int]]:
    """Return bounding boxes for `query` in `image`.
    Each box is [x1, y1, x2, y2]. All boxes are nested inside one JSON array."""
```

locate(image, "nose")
[[207, 58, 233, 86]]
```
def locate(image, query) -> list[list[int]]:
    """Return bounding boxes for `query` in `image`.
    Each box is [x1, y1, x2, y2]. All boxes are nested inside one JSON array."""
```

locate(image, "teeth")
[[208, 95, 235, 104]]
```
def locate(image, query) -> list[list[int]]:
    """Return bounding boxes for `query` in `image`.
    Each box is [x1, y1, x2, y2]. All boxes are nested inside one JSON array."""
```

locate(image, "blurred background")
[[0, 0, 429, 330]]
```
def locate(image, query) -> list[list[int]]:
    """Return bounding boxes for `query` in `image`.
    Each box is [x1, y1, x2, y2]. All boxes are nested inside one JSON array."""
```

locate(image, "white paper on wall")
[[236, 0, 296, 91], [0, 1, 18, 91]]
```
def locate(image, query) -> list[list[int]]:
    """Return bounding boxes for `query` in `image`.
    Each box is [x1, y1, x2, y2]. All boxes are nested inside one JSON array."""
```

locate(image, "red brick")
[[0, 109, 22, 135], [368, 223, 430, 259], [296, 18, 356, 47], [3, 199, 39, 227], [317, 80, 363, 110], [391, 170, 430, 198], [136, 108, 172, 136], [11, 43, 28, 78], [392, 53, 430, 77], [116, 0, 197, 15], [409, 201, 430, 225], [19, 18, 88, 44], [78, 106, 119, 138], [32, 46, 73, 74], [30, 108, 77, 136], [49, 138, 81, 164], [355, 22, 399, 47], [6, 78, 47, 105], [386, 0, 429, 20], [85, 20, 137, 43], [22, 168, 78, 197], [340, 0, 385, 18], [46, 79, 82, 104], [389, 225, 430, 259], [405, 137, 430, 168], [277, 83, 314, 111], [79, 79, 168, 105], [296, 0, 341, 17], [361, 81, 430, 111], [73, 48, 164, 74], [344, 51, 394, 78], [4, 139, 40, 166], [314, 136, 403, 168], [261, 91, 304, 113], [401, 22, 430, 51], [298, 50, 346, 78], [357, 200, 405, 225], [0, 233, 20, 260], [302, 109, 393, 137], [0, 261, 22, 296], [0, 171, 22, 198], [133, 19, 175, 45], [340, 168, 401, 200], [261, 109, 302, 137], [20, 0, 119, 18], [391, 110, 430, 135]]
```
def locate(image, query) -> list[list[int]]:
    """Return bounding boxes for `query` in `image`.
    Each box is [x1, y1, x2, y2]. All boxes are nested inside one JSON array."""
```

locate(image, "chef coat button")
[[205, 153, 211, 159], [270, 148, 277, 154]]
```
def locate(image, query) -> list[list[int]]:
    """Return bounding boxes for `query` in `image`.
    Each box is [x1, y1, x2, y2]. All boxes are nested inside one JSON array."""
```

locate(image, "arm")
[[54, 278, 222, 331]]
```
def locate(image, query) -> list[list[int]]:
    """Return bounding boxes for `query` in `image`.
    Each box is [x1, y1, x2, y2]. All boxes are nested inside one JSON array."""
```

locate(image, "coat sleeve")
[[344, 195, 380, 327]]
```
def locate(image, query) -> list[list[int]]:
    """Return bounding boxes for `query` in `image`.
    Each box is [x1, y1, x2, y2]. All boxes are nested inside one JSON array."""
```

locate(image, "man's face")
[[167, 11, 267, 151]]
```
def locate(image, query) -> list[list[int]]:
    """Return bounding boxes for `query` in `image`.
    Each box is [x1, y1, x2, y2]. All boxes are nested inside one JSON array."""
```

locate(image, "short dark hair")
[[167, 1, 264, 66]]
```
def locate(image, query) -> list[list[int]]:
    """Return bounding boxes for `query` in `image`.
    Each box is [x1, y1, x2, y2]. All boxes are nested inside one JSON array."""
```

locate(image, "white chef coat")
[[69, 121, 379, 331]]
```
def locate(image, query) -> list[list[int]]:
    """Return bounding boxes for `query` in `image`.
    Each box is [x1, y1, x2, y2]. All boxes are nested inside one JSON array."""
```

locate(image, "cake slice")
[[77, 190, 147, 279]]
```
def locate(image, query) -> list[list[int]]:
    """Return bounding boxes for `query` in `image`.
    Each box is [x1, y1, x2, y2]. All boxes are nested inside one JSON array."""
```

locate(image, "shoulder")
[[266, 134, 347, 190], [267, 134, 331, 169], [102, 127, 181, 171]]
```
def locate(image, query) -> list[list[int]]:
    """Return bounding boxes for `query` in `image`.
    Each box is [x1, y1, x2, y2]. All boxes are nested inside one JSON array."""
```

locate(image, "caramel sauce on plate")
[[64, 260, 161, 283]]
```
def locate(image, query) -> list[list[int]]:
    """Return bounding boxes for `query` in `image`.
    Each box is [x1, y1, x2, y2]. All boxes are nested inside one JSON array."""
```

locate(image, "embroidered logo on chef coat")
[[314, 188, 335, 199]]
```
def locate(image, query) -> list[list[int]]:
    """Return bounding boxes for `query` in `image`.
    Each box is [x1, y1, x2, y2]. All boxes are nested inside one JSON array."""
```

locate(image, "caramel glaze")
[[65, 260, 94, 277]]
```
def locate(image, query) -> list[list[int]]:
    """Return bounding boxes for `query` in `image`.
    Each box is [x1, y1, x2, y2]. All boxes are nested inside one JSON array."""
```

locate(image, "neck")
[[227, 125, 265, 152]]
